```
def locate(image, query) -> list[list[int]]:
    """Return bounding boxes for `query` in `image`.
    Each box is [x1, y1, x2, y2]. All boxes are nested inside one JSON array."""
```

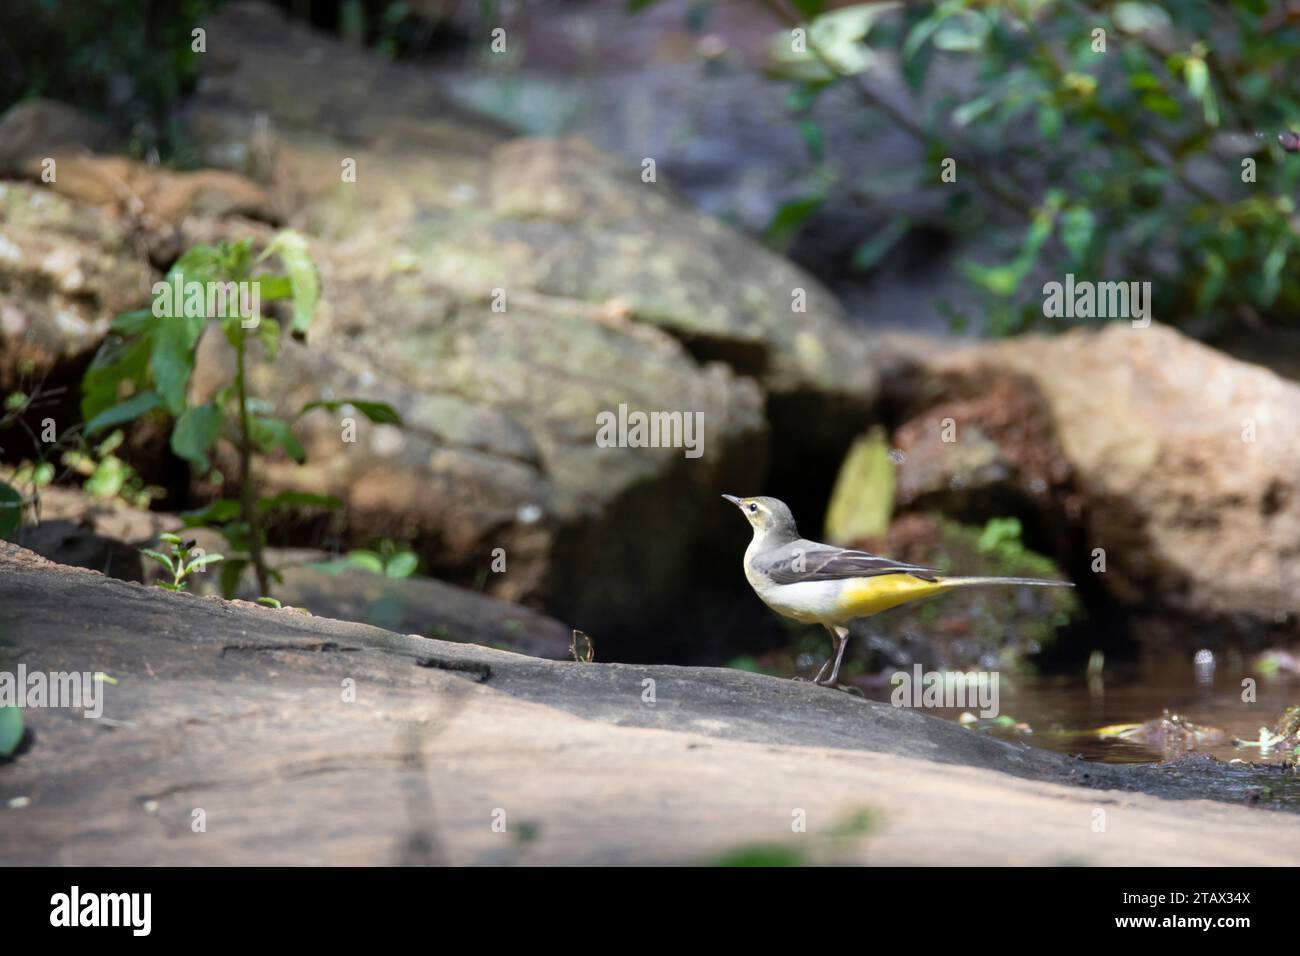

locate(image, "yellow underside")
[[839, 574, 950, 619]]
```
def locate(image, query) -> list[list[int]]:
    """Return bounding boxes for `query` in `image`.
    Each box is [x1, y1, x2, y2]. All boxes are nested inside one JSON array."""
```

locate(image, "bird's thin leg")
[[810, 655, 832, 684], [810, 625, 839, 685], [824, 626, 851, 686]]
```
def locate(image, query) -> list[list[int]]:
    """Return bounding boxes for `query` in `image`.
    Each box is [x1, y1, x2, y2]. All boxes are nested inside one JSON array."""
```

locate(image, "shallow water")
[[850, 654, 1300, 766]]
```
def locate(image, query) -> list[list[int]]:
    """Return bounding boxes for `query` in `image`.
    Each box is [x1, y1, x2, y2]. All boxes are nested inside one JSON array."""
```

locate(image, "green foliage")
[[0, 706, 23, 758], [0, 0, 224, 160], [753, 0, 1300, 336], [3, 383, 163, 534], [61, 429, 162, 510], [976, 516, 1026, 557], [298, 399, 403, 425], [81, 233, 401, 599], [333, 539, 420, 578], [142, 532, 224, 591]]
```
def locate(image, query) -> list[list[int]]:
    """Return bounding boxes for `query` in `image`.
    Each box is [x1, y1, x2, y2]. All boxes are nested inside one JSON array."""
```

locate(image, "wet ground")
[[848, 654, 1300, 767]]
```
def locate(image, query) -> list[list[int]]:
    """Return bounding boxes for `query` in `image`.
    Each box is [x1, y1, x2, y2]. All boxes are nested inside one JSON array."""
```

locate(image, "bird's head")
[[722, 494, 799, 541]]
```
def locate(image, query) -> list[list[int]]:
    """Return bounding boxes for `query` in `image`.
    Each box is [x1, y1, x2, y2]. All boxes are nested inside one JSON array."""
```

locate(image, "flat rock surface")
[[2, 543, 1298, 865]]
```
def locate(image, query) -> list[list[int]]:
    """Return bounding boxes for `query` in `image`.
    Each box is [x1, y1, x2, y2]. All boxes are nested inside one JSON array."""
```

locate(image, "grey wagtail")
[[723, 495, 1074, 687]]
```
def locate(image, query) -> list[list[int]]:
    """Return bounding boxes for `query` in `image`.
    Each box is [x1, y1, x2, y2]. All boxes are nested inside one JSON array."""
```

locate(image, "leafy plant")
[[719, 0, 1300, 337], [341, 539, 420, 579], [80, 233, 400, 599], [977, 515, 1026, 557], [2, 382, 165, 535], [141, 532, 223, 591], [60, 429, 163, 510]]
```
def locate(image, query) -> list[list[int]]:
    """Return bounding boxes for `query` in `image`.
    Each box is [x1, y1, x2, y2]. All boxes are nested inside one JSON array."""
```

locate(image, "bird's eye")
[[748, 503, 758, 513]]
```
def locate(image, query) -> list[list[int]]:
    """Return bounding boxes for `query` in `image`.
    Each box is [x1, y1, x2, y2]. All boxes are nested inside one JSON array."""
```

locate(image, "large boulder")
[[0, 98, 110, 176], [185, 3, 876, 437], [886, 323, 1300, 643], [0, 2, 881, 645], [0, 182, 156, 390]]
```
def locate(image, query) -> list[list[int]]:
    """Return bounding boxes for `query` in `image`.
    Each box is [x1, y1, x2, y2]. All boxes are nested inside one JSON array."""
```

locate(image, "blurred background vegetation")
[[3, 0, 1299, 343], [753, 0, 1300, 340]]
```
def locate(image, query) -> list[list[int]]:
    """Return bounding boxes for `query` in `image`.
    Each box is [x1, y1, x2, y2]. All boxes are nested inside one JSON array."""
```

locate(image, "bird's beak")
[[721, 494, 742, 506]]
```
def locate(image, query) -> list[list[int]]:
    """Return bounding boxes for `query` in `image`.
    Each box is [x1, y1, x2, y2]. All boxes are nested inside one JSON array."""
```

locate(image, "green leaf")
[[258, 231, 319, 336], [385, 551, 419, 579], [765, 195, 824, 247], [110, 309, 155, 335], [297, 399, 403, 426], [1260, 240, 1288, 306], [347, 550, 385, 575], [150, 314, 202, 415], [255, 275, 294, 301], [1059, 207, 1096, 264], [81, 335, 152, 423], [1112, 2, 1172, 35], [249, 416, 306, 463], [769, 3, 897, 81], [1184, 56, 1208, 100], [903, 0, 963, 60], [851, 217, 910, 271], [139, 548, 176, 573], [171, 402, 224, 472], [181, 499, 242, 526], [186, 553, 225, 572], [84, 456, 129, 500], [797, 116, 825, 161], [0, 707, 24, 758], [0, 481, 22, 541], [159, 532, 184, 545], [932, 9, 988, 52], [30, 462, 54, 487], [84, 390, 163, 436], [169, 242, 227, 285], [962, 260, 1023, 298], [953, 92, 999, 127], [95, 429, 125, 457]]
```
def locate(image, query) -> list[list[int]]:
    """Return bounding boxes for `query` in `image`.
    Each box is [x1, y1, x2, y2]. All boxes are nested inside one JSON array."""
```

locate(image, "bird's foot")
[[803, 677, 864, 695]]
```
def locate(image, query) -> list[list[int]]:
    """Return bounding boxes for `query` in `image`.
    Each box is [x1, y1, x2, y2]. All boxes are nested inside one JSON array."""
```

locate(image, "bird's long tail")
[[941, 576, 1074, 589]]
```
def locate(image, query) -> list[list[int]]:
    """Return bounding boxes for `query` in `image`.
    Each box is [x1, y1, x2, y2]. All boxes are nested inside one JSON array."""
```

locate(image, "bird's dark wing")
[[757, 540, 939, 585]]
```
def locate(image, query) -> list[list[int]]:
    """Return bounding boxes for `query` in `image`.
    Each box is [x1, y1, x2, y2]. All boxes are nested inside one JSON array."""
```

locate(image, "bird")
[[723, 495, 1074, 687]]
